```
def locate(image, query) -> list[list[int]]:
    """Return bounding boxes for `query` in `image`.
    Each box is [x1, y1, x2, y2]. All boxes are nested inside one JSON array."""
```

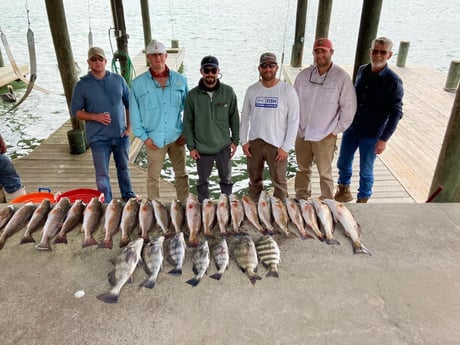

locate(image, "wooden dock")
[[0, 64, 28, 88], [7, 61, 456, 204], [282, 63, 456, 203]]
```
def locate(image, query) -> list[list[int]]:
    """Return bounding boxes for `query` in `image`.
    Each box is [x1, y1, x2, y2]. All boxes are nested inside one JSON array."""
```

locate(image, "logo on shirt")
[[255, 97, 278, 108]]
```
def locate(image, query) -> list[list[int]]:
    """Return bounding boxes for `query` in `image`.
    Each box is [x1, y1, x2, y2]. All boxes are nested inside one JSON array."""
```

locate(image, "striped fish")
[[256, 235, 281, 278]]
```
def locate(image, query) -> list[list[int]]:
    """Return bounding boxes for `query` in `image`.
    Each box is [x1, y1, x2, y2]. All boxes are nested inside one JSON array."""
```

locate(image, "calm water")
[[1, 0, 459, 195]]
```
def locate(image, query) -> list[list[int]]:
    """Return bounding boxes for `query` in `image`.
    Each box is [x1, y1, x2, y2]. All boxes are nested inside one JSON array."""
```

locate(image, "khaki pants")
[[294, 134, 337, 200], [146, 142, 189, 202]]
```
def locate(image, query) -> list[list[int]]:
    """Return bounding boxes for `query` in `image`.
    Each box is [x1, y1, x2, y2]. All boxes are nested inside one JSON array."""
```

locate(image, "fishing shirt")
[[349, 63, 404, 141], [129, 69, 188, 148], [183, 79, 240, 154], [71, 71, 129, 144], [294, 63, 357, 141], [240, 80, 299, 151]]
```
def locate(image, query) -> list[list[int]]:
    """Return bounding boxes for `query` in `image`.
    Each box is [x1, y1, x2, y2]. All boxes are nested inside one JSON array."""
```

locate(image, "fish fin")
[[53, 234, 67, 244], [166, 256, 176, 266], [249, 274, 262, 285], [266, 271, 279, 278], [325, 238, 340, 245], [82, 237, 99, 248], [107, 270, 117, 286], [168, 268, 182, 276], [19, 235, 36, 244], [139, 278, 155, 289], [353, 242, 371, 256], [186, 277, 201, 287], [192, 265, 198, 275], [210, 272, 222, 280], [98, 240, 113, 249], [0, 239, 5, 250], [96, 292, 119, 304]]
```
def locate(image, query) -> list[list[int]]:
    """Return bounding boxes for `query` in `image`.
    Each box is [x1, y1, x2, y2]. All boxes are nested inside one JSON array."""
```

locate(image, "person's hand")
[[375, 140, 387, 154], [98, 112, 111, 126], [242, 143, 252, 158], [175, 134, 186, 146], [145, 138, 158, 150], [0, 135, 7, 154], [275, 147, 288, 162], [190, 149, 200, 160], [230, 143, 237, 158]]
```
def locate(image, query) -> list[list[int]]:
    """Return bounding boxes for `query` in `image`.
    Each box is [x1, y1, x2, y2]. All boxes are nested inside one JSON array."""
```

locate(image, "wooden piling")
[[315, 0, 333, 39], [396, 40, 410, 67], [352, 0, 383, 82], [290, 0, 308, 68], [110, 0, 130, 78], [444, 60, 460, 92], [140, 0, 151, 66], [429, 85, 460, 202]]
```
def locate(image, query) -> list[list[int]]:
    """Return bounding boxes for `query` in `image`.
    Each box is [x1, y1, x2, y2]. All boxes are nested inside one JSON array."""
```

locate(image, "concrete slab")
[[0, 203, 459, 345]]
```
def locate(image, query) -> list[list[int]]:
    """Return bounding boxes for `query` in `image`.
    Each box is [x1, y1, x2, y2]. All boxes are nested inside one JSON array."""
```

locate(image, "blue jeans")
[[0, 154, 22, 193], [90, 136, 135, 202], [337, 129, 378, 199], [196, 146, 232, 202]]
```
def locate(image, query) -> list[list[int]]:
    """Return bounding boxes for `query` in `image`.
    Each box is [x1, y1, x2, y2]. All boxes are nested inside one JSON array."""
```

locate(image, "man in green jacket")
[[183, 55, 240, 202]]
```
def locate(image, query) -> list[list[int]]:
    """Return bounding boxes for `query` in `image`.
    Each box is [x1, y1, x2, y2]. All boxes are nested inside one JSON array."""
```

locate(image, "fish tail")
[[316, 234, 325, 242], [248, 273, 262, 285], [53, 234, 68, 244], [266, 270, 279, 278], [168, 267, 182, 276], [19, 235, 36, 244], [210, 272, 222, 280], [300, 232, 314, 240], [82, 237, 99, 248], [98, 239, 113, 249], [119, 237, 130, 248], [96, 292, 119, 304], [35, 241, 52, 251], [186, 277, 201, 287], [139, 278, 156, 289], [326, 237, 340, 245], [353, 241, 372, 256]]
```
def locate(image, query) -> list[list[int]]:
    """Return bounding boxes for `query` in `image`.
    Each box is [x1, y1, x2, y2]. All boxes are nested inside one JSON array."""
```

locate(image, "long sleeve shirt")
[[350, 63, 404, 141], [129, 70, 188, 148], [240, 80, 299, 152], [294, 63, 357, 141]]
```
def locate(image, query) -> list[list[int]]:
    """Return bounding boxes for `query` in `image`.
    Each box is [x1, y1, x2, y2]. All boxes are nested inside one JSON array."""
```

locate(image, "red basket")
[[55, 188, 104, 203], [10, 191, 55, 204]]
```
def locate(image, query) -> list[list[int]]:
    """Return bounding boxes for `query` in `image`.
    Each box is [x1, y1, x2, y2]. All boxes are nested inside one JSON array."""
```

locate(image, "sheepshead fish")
[[96, 237, 144, 304], [216, 193, 230, 236], [270, 196, 290, 236], [20, 198, 52, 244], [186, 193, 201, 247], [233, 234, 261, 285], [323, 199, 371, 255], [140, 235, 165, 288], [242, 195, 264, 234], [258, 191, 275, 234], [312, 198, 339, 245], [229, 193, 244, 233], [210, 237, 229, 280], [99, 199, 123, 249], [138, 199, 155, 242], [285, 197, 313, 240], [202, 199, 216, 237], [256, 235, 281, 277], [152, 199, 170, 235], [186, 240, 210, 287], [54, 199, 85, 244], [35, 197, 72, 251], [167, 231, 187, 275], [119, 197, 139, 248], [81, 196, 103, 248], [170, 199, 184, 233], [299, 199, 325, 241], [0, 205, 15, 229], [0, 202, 35, 250]]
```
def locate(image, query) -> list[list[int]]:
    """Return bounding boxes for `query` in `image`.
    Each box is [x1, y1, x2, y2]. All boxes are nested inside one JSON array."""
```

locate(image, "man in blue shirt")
[[130, 41, 189, 202], [71, 47, 136, 202], [335, 37, 404, 203]]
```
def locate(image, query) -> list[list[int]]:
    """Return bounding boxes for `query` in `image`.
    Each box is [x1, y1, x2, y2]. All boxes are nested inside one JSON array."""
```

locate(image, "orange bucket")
[[54, 188, 104, 203]]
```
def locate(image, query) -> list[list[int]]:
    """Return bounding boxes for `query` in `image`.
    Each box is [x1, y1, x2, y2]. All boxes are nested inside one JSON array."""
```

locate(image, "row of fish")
[[96, 232, 281, 303], [0, 192, 370, 255]]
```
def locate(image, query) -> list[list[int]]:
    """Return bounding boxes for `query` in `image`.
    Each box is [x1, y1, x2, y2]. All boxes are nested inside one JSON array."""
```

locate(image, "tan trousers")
[[146, 142, 189, 202], [294, 134, 337, 200]]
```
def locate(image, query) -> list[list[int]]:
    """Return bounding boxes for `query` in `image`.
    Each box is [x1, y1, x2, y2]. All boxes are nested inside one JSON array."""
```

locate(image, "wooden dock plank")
[[0, 65, 28, 87]]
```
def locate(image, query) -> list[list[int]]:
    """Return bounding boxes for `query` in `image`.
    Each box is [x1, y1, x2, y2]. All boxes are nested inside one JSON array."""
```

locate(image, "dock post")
[[429, 84, 460, 202], [315, 0, 333, 39], [171, 40, 179, 49], [140, 0, 151, 66], [67, 128, 86, 155], [290, 0, 308, 68], [396, 40, 410, 67], [444, 60, 460, 92]]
